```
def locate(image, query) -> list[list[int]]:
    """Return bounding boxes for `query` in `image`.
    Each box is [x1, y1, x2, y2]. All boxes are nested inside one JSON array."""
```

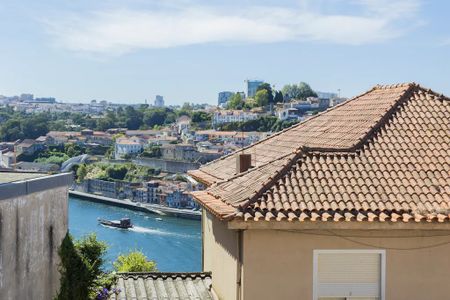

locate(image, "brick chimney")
[[236, 153, 252, 173]]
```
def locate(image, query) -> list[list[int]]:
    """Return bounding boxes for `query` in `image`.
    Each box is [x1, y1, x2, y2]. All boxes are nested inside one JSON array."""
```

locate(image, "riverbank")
[[69, 190, 201, 220], [69, 196, 202, 271]]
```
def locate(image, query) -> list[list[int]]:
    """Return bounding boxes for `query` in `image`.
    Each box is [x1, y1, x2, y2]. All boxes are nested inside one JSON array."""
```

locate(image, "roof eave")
[[190, 191, 237, 221], [228, 219, 450, 230]]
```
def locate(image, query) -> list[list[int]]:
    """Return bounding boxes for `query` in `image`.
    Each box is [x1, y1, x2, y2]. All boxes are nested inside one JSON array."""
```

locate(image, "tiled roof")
[[109, 272, 213, 300], [190, 83, 450, 223], [18, 139, 36, 147]]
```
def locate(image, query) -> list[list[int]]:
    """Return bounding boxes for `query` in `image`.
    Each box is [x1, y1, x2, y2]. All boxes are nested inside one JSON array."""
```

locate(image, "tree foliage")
[[76, 164, 88, 182], [82, 163, 159, 182], [218, 116, 298, 132], [281, 82, 317, 100], [113, 251, 157, 273], [226, 93, 244, 110], [256, 83, 274, 104], [55, 233, 108, 300], [254, 89, 270, 107], [141, 145, 162, 158], [191, 111, 211, 123]]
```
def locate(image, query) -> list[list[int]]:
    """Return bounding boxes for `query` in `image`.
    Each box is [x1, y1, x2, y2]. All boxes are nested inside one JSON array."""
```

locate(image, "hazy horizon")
[[1, 0, 449, 105]]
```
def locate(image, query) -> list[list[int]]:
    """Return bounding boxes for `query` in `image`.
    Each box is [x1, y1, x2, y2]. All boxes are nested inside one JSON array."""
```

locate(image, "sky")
[[0, 0, 449, 105]]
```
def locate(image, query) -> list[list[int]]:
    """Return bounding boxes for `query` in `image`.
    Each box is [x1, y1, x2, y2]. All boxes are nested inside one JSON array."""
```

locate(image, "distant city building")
[[19, 93, 33, 101], [114, 137, 143, 159], [154, 95, 165, 107], [213, 110, 259, 126], [316, 91, 338, 99], [245, 79, 264, 98], [32, 97, 56, 103], [218, 91, 233, 106], [330, 97, 348, 107]]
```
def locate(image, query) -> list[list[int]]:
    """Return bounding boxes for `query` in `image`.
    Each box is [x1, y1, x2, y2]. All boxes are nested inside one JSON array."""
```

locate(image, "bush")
[[54, 233, 108, 300], [113, 251, 157, 273], [141, 145, 161, 158]]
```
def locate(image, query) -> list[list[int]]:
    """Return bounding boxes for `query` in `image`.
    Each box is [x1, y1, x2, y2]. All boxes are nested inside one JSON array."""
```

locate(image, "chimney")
[[236, 153, 252, 173]]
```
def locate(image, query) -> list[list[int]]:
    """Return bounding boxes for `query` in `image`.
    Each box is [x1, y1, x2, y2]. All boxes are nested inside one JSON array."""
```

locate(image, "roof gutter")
[[228, 219, 450, 230]]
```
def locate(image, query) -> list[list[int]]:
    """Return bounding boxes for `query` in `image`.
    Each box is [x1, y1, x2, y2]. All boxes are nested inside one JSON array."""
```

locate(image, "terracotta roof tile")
[[190, 83, 450, 224]]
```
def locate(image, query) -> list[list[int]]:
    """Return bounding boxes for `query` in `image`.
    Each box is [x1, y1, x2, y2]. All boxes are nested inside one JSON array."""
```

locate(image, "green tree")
[[274, 91, 284, 104], [96, 118, 114, 131], [55, 233, 107, 300], [106, 165, 128, 180], [76, 164, 88, 182], [0, 119, 23, 141], [191, 111, 211, 123], [256, 83, 274, 104], [227, 93, 244, 109], [125, 106, 143, 129], [22, 115, 49, 139], [113, 251, 157, 273], [74, 233, 108, 277], [143, 109, 167, 127], [141, 145, 161, 158], [254, 89, 270, 107], [297, 82, 317, 99], [282, 82, 317, 100]]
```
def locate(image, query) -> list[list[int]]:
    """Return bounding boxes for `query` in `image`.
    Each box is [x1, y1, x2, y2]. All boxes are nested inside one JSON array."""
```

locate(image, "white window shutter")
[[317, 252, 381, 298]]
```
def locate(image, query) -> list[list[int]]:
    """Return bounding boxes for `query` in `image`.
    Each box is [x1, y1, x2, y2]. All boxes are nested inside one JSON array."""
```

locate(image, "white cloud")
[[42, 0, 422, 55]]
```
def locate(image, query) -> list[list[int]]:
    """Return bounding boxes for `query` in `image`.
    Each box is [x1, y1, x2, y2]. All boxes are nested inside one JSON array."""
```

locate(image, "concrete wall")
[[203, 211, 239, 300], [134, 158, 200, 173], [239, 229, 450, 300], [0, 175, 70, 300]]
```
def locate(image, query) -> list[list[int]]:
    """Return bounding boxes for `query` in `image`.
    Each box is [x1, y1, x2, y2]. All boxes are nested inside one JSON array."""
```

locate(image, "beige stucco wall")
[[0, 185, 68, 300], [203, 211, 239, 300], [239, 229, 450, 300]]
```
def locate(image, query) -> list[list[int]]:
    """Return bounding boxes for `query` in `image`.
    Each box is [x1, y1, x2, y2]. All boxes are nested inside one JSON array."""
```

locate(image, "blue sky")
[[0, 0, 449, 105]]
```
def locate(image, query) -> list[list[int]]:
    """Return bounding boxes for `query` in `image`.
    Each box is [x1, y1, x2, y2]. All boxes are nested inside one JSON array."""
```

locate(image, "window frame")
[[313, 249, 386, 300]]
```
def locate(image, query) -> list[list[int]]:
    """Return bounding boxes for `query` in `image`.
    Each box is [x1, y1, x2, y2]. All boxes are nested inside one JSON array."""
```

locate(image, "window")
[[313, 250, 385, 300]]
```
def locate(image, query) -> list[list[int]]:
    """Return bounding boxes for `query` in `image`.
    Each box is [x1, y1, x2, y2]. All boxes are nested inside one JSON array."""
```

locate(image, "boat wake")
[[99, 223, 196, 238], [129, 226, 173, 236]]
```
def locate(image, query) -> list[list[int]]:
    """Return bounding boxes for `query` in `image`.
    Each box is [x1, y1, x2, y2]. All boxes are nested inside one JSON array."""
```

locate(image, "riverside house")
[[188, 83, 450, 300]]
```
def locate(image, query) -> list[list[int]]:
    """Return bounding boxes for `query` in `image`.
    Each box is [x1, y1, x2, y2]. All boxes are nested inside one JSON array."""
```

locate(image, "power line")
[[276, 229, 450, 251]]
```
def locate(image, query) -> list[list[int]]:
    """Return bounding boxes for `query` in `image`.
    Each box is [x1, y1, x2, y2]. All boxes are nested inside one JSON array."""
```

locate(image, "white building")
[[176, 115, 191, 134], [0, 151, 15, 168], [212, 110, 259, 126], [114, 137, 143, 159], [276, 107, 301, 121]]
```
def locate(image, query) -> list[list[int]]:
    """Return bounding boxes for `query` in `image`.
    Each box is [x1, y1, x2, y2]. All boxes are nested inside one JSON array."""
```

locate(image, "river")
[[68, 196, 202, 272]]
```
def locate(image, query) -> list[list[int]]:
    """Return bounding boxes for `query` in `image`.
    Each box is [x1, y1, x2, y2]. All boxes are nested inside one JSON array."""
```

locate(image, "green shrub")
[[113, 251, 157, 273], [54, 233, 109, 300]]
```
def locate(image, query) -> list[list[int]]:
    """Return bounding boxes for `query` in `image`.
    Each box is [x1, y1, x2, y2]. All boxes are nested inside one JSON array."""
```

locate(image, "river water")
[[68, 196, 202, 272]]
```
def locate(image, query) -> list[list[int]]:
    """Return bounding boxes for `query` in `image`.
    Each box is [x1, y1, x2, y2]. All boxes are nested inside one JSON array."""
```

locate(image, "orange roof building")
[[190, 83, 449, 224], [187, 83, 450, 300]]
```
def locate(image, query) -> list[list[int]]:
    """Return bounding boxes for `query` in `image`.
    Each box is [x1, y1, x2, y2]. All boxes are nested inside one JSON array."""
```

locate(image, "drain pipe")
[[236, 229, 244, 300]]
